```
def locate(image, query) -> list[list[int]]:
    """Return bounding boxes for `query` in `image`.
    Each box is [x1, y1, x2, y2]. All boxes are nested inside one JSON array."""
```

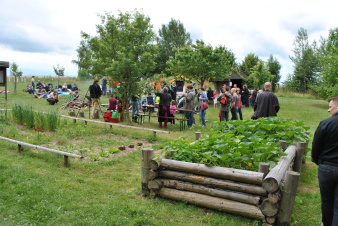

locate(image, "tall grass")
[[12, 105, 59, 131]]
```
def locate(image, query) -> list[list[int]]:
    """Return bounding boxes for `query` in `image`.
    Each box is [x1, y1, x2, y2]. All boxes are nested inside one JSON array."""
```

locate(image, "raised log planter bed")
[[141, 140, 307, 225]]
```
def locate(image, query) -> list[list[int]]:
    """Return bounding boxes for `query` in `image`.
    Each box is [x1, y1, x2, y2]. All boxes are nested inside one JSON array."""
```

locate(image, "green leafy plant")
[[163, 117, 310, 171]]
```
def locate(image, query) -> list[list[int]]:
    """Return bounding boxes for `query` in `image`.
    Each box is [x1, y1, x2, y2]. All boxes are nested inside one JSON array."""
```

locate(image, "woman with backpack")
[[198, 88, 208, 127]]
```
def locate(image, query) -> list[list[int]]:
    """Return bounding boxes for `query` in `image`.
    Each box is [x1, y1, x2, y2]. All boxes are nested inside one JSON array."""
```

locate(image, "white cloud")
[[1, 0, 337, 83]]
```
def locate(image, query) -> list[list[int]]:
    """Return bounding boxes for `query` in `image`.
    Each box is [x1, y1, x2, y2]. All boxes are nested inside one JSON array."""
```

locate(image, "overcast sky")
[[1, 0, 337, 82]]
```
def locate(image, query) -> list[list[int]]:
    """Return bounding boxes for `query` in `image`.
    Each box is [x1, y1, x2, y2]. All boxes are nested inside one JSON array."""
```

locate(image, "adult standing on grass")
[[89, 77, 102, 119], [183, 84, 196, 128], [102, 76, 107, 96], [241, 84, 250, 108], [217, 87, 232, 121], [251, 82, 279, 119], [31, 76, 35, 91], [198, 87, 208, 127], [312, 96, 338, 226], [156, 87, 172, 128], [230, 88, 238, 120]]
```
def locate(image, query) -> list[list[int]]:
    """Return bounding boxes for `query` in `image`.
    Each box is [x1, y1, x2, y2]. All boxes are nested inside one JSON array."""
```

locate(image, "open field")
[[0, 77, 329, 225]]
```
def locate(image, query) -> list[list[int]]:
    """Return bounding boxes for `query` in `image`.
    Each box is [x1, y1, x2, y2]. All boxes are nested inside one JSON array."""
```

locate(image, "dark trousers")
[[238, 108, 243, 120], [318, 164, 338, 226], [220, 111, 229, 121], [231, 108, 238, 120]]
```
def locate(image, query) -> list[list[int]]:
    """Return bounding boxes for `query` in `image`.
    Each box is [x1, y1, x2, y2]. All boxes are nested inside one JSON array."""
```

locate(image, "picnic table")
[[138, 107, 193, 131]]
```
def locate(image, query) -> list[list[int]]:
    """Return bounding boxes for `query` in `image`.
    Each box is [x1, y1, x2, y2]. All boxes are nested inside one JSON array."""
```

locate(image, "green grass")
[[0, 77, 329, 225]]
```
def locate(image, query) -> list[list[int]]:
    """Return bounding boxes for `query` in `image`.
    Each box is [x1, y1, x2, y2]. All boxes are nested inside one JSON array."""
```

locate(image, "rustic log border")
[[0, 135, 83, 167], [142, 137, 309, 225]]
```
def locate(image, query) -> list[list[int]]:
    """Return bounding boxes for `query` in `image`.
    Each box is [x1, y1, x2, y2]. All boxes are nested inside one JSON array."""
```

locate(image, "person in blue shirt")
[[198, 87, 208, 126]]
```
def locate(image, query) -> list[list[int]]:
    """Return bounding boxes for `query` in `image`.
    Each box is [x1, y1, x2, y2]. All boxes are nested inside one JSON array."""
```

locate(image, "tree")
[[72, 32, 93, 80], [266, 55, 282, 92], [239, 53, 260, 77], [154, 19, 192, 74], [167, 40, 234, 87], [288, 27, 320, 93], [10, 62, 22, 93], [244, 60, 272, 89], [53, 64, 65, 88], [74, 10, 156, 123], [310, 27, 338, 99]]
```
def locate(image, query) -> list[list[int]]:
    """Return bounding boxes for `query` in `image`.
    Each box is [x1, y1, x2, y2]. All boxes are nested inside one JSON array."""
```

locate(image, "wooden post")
[[141, 148, 154, 197], [277, 171, 300, 225], [293, 142, 305, 173], [195, 132, 201, 140], [64, 155, 70, 167], [18, 144, 23, 153], [259, 162, 270, 178], [279, 140, 287, 151]]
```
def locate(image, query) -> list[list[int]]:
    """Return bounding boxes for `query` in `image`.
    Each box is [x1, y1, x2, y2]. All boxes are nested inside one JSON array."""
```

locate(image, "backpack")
[[220, 95, 227, 105], [104, 111, 112, 122]]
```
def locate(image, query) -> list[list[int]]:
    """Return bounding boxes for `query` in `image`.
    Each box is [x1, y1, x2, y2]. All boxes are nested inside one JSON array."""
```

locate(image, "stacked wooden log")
[[61, 100, 89, 109], [142, 141, 308, 225]]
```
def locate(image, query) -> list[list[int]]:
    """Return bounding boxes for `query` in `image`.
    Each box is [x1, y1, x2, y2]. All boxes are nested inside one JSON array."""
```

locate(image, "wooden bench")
[[140, 114, 188, 131], [0, 136, 83, 167]]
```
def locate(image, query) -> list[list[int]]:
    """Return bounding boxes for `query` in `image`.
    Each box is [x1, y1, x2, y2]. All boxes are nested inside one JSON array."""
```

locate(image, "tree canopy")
[[154, 19, 192, 74], [167, 40, 235, 87]]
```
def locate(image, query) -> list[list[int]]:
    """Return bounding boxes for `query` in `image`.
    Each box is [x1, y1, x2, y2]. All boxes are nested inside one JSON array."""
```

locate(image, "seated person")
[[73, 90, 79, 101], [61, 83, 68, 92], [72, 84, 79, 91], [33, 88, 44, 99], [108, 95, 117, 111], [67, 83, 72, 90], [24, 84, 33, 94], [36, 80, 43, 89], [146, 93, 154, 105], [47, 91, 59, 105]]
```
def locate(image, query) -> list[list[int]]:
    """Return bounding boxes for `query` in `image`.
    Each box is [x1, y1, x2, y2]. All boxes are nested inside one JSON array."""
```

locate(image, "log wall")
[[142, 140, 308, 225]]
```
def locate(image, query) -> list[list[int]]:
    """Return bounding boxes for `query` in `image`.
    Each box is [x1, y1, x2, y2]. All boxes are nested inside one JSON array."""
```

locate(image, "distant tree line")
[[284, 27, 338, 99]]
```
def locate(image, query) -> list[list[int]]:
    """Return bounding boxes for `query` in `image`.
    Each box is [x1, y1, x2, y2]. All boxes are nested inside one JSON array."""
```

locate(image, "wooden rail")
[[0, 136, 83, 167], [60, 115, 170, 136]]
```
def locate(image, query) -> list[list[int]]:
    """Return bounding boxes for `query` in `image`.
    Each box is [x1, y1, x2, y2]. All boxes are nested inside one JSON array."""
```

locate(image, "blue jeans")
[[231, 108, 238, 120], [131, 101, 139, 117], [318, 164, 338, 225], [185, 111, 193, 127], [200, 109, 206, 126]]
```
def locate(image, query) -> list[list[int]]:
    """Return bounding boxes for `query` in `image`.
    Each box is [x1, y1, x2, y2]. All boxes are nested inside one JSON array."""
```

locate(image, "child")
[[169, 100, 177, 124], [213, 91, 218, 108]]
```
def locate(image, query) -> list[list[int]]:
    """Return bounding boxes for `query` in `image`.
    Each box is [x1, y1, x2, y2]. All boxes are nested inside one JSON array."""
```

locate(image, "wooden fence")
[[0, 136, 83, 167], [141, 140, 308, 226], [61, 115, 170, 137]]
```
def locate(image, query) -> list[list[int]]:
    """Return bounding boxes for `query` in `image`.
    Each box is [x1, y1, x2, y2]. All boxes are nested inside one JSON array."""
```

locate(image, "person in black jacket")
[[89, 77, 102, 118], [251, 82, 279, 119], [312, 96, 338, 226]]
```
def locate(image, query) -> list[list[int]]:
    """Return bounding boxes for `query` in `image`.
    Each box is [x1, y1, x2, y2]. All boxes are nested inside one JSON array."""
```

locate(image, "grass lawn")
[[0, 77, 329, 225]]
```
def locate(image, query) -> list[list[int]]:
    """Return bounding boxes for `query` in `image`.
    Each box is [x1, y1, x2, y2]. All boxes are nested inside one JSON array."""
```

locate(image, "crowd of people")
[[94, 77, 280, 128], [23, 76, 81, 105]]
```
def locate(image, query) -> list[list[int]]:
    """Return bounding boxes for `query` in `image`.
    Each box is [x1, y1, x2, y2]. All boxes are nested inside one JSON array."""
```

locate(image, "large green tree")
[[10, 62, 22, 93], [287, 27, 319, 93], [266, 55, 282, 92], [239, 53, 260, 76], [72, 32, 93, 80], [74, 10, 156, 123], [244, 60, 272, 89], [311, 28, 338, 99], [154, 19, 192, 74], [167, 40, 234, 87]]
